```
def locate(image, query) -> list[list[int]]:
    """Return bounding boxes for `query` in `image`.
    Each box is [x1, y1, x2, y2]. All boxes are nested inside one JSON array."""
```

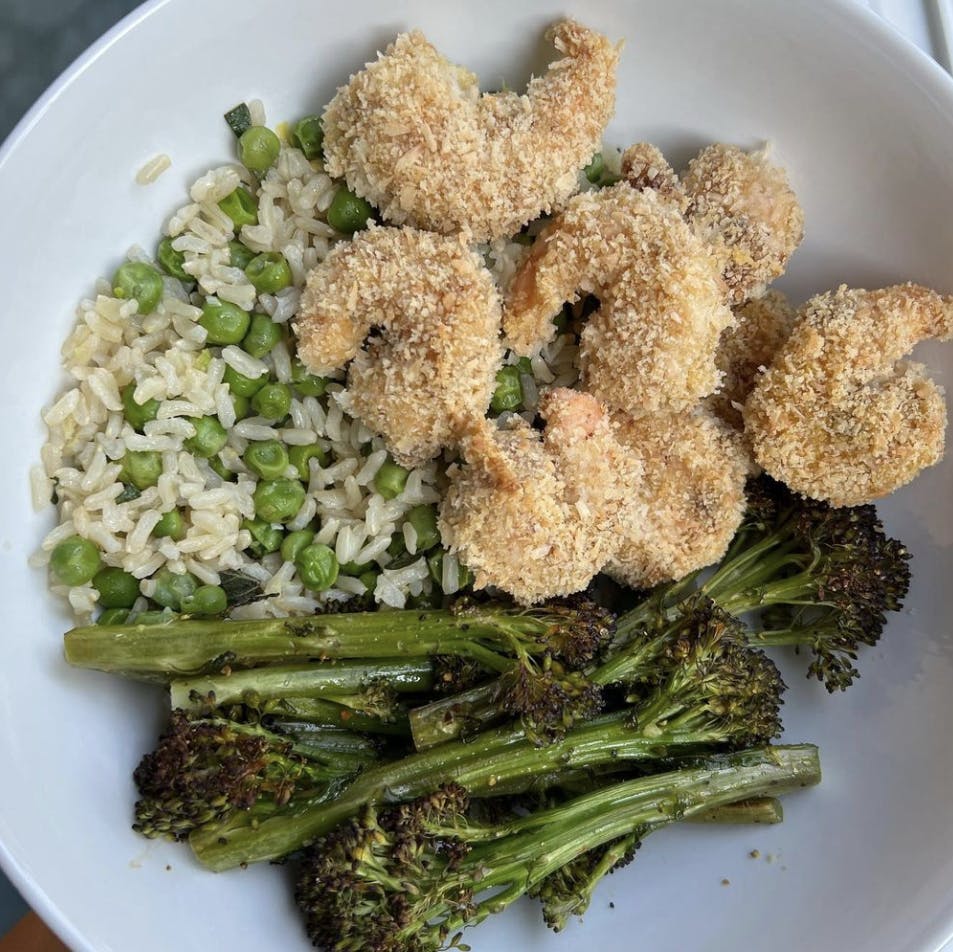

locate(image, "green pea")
[[406, 504, 440, 551], [200, 300, 251, 345], [244, 440, 290, 480], [291, 115, 324, 160], [374, 459, 409, 500], [97, 608, 130, 626], [121, 382, 159, 431], [245, 252, 292, 294], [238, 126, 281, 173], [230, 392, 251, 420], [339, 560, 369, 576], [281, 529, 316, 563], [224, 363, 267, 397], [584, 152, 605, 184], [295, 542, 339, 591], [242, 518, 284, 557], [134, 609, 177, 626], [180, 584, 228, 616], [152, 509, 186, 541], [242, 313, 282, 358], [218, 186, 259, 227], [291, 360, 327, 397], [184, 416, 228, 458], [50, 535, 102, 586], [251, 382, 292, 420], [152, 567, 198, 611], [288, 443, 327, 480], [228, 240, 257, 270], [490, 365, 523, 413], [113, 262, 164, 315], [92, 567, 140, 609], [122, 450, 162, 490], [156, 237, 190, 282], [209, 455, 236, 482], [253, 478, 306, 523], [427, 550, 473, 590], [326, 187, 374, 233]]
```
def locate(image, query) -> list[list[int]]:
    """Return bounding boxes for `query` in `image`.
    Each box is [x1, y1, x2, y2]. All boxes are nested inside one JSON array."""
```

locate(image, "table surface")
[[0, 0, 949, 945]]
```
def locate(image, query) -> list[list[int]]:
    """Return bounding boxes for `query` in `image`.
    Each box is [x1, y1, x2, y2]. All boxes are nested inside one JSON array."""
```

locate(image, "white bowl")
[[1, 0, 952, 949]]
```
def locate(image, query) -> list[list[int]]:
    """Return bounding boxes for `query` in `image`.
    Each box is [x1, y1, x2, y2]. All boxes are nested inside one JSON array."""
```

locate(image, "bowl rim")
[[3, 1, 953, 949]]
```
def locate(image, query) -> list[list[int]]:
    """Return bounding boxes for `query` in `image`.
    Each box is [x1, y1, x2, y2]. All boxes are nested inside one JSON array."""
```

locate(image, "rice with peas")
[[32, 102, 597, 623]]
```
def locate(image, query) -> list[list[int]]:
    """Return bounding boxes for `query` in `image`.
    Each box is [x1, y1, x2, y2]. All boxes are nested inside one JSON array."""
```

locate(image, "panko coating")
[[744, 283, 953, 506], [606, 407, 751, 589], [622, 142, 804, 304], [439, 389, 644, 605], [503, 183, 732, 414], [708, 290, 796, 429], [293, 227, 503, 467], [321, 20, 619, 243]]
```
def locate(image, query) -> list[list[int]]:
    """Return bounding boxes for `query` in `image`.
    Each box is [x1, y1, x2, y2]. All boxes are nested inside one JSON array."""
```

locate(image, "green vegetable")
[[406, 505, 440, 551], [97, 608, 130, 626], [230, 392, 251, 420], [243, 440, 290, 480], [116, 483, 141, 504], [208, 455, 235, 482], [92, 567, 140, 609], [242, 313, 282, 358], [253, 478, 306, 524], [122, 450, 162, 490], [293, 746, 820, 948], [223, 102, 252, 138], [251, 382, 292, 420], [156, 238, 190, 282], [326, 187, 373, 233], [184, 416, 228, 458], [290, 361, 327, 397], [426, 550, 472, 591], [238, 126, 281, 173], [583, 151, 605, 184], [288, 443, 327, 480], [180, 585, 228, 616], [490, 364, 523, 412], [295, 543, 339, 591], [358, 570, 379, 594], [227, 240, 257, 270], [121, 383, 159, 432], [373, 459, 409, 500], [280, 529, 316, 563], [218, 186, 259, 228], [199, 300, 251, 345], [223, 363, 267, 397], [134, 610, 178, 626], [291, 115, 324, 160], [152, 509, 186, 541], [151, 568, 198, 612], [244, 252, 292, 294], [112, 262, 163, 315], [242, 519, 284, 557], [50, 535, 101, 586]]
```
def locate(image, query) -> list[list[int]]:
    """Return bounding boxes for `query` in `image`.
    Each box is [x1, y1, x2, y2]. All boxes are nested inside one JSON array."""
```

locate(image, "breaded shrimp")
[[708, 290, 796, 429], [606, 407, 750, 589], [321, 20, 619, 244], [622, 142, 804, 304], [439, 389, 644, 605], [744, 284, 953, 506], [503, 183, 732, 414], [293, 227, 502, 467]]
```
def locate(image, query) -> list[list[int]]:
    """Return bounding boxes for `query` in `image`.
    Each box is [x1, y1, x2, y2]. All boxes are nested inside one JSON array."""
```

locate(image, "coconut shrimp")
[[622, 142, 804, 304], [607, 407, 751, 589], [503, 183, 732, 414], [439, 389, 644, 605], [321, 20, 619, 244], [745, 284, 953, 506], [293, 227, 502, 467], [708, 290, 796, 429]]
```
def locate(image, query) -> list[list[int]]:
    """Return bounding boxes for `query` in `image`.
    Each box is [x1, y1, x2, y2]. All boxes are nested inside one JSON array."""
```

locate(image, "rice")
[[136, 154, 172, 185]]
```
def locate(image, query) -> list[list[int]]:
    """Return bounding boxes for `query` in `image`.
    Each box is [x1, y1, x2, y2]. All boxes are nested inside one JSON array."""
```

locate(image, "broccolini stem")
[[64, 603, 601, 678], [170, 659, 435, 711], [258, 697, 410, 735], [190, 699, 780, 871], [409, 678, 507, 750], [686, 796, 783, 825]]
